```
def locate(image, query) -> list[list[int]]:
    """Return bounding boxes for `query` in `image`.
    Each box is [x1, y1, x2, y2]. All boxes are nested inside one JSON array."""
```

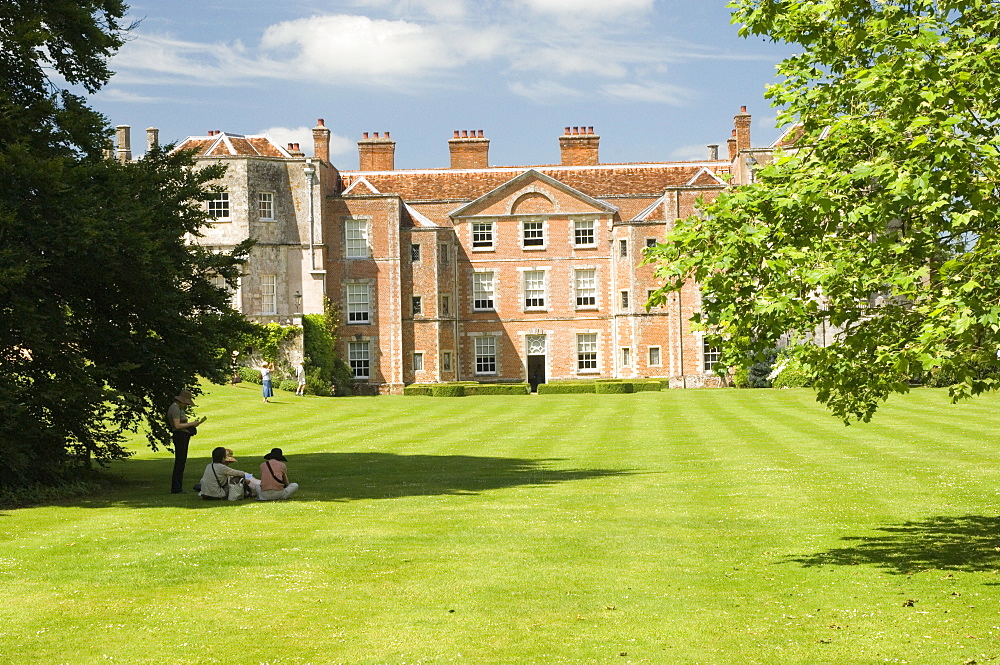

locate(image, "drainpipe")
[[303, 159, 317, 272]]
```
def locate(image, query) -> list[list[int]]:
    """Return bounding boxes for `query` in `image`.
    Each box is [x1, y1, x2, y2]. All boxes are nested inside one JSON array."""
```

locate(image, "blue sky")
[[93, 0, 794, 169]]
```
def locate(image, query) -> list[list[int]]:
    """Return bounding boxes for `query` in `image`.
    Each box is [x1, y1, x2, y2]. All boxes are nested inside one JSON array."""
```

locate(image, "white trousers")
[[258, 483, 299, 501]]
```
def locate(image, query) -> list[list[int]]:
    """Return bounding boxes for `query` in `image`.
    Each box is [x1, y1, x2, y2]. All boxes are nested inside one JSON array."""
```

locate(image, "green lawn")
[[4, 384, 1000, 664]]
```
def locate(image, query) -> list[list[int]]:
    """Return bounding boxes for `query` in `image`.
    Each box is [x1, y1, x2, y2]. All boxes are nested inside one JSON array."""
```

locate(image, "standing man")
[[167, 389, 206, 494], [295, 361, 307, 396]]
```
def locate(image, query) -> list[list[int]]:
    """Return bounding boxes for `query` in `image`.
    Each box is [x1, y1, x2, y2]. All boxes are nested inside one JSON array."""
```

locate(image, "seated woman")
[[258, 448, 299, 501], [199, 446, 256, 500]]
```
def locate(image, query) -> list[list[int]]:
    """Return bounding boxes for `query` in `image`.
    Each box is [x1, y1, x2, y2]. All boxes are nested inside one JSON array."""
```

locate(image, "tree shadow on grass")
[[57, 452, 635, 510], [784, 515, 1000, 575]]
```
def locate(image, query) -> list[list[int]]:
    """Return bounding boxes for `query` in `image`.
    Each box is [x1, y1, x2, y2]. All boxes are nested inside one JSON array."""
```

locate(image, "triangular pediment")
[[449, 169, 618, 219], [342, 177, 381, 196], [685, 167, 728, 188]]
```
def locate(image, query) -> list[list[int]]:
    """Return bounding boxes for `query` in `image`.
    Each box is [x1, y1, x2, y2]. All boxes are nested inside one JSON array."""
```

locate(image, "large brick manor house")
[[115, 108, 771, 393]]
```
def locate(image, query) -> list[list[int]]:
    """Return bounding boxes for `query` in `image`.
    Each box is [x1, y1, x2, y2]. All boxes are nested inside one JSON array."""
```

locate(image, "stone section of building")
[[153, 109, 769, 393]]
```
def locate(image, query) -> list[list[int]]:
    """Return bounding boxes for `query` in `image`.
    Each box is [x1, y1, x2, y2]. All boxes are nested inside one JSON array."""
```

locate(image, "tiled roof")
[[340, 161, 731, 204], [173, 133, 292, 158]]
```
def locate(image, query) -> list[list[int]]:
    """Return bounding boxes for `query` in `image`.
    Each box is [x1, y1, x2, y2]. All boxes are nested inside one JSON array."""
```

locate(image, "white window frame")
[[207, 191, 230, 221], [472, 221, 494, 250], [574, 219, 596, 247], [521, 219, 545, 249], [413, 352, 424, 372], [523, 270, 546, 310], [703, 338, 722, 372], [575, 269, 596, 308], [621, 347, 632, 367], [349, 340, 371, 379], [473, 271, 495, 311], [346, 283, 370, 324], [261, 274, 277, 315], [345, 218, 369, 258], [210, 273, 239, 310], [620, 290, 630, 311], [258, 192, 274, 221], [474, 336, 497, 375], [577, 333, 598, 373], [648, 346, 662, 367]]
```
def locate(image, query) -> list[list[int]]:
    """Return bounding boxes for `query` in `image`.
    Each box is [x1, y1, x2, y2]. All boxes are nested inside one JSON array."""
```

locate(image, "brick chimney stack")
[[449, 129, 489, 169], [146, 127, 159, 153], [115, 125, 131, 163], [312, 118, 331, 165], [559, 126, 599, 166], [734, 105, 751, 153], [727, 129, 738, 161], [358, 131, 395, 171]]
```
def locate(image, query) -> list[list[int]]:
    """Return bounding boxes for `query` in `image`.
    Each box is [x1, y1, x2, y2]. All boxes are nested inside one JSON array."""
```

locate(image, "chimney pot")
[[317, 118, 325, 126], [453, 130, 460, 138], [587, 126, 594, 134], [564, 127, 571, 135], [740, 105, 748, 113], [478, 130, 484, 138], [385, 131, 390, 139]]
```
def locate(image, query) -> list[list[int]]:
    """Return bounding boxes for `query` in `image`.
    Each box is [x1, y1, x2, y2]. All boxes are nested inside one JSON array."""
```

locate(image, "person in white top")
[[199, 447, 254, 500], [295, 361, 306, 396], [258, 362, 274, 403]]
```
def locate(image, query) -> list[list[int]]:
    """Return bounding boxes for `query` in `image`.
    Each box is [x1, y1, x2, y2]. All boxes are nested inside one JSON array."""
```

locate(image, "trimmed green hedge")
[[464, 383, 530, 396], [595, 381, 634, 394], [633, 381, 663, 392], [431, 384, 465, 397], [537, 381, 597, 394], [403, 385, 433, 396]]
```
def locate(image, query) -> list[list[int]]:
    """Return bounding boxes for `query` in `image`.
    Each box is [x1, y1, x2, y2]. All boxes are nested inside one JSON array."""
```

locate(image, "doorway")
[[527, 355, 546, 393]]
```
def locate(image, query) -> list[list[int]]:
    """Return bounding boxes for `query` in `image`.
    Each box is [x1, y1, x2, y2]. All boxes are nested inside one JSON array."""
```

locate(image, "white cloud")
[[508, 79, 587, 103], [601, 81, 690, 105], [97, 88, 167, 103], [111, 15, 504, 88], [670, 143, 720, 161], [259, 126, 355, 157], [517, 0, 654, 19], [351, 0, 468, 20]]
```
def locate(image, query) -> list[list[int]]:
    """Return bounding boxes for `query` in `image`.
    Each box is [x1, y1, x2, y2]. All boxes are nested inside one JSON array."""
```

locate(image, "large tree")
[[0, 1, 254, 485], [647, 0, 1000, 422]]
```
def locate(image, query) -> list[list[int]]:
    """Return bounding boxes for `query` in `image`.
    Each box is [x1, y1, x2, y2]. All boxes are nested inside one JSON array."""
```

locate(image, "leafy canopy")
[[647, 0, 1000, 422], [0, 1, 255, 484]]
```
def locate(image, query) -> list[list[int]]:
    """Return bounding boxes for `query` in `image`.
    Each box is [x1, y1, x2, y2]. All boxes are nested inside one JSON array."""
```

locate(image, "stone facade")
[[128, 109, 767, 393]]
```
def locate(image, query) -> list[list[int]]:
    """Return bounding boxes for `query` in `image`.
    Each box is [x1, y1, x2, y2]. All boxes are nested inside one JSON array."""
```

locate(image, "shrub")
[[305, 369, 332, 397], [431, 384, 465, 397], [595, 381, 634, 394], [734, 349, 778, 388], [464, 384, 530, 396], [278, 379, 298, 393], [770, 353, 813, 389], [403, 385, 434, 396], [238, 366, 262, 384], [633, 381, 662, 392], [537, 381, 596, 394]]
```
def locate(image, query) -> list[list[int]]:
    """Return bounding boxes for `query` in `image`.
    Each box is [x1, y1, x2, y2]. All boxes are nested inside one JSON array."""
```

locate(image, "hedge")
[[403, 385, 434, 396], [431, 384, 465, 397], [536, 381, 596, 394], [463, 383, 530, 396], [278, 379, 298, 393], [237, 366, 262, 384], [595, 381, 634, 394], [633, 381, 663, 392]]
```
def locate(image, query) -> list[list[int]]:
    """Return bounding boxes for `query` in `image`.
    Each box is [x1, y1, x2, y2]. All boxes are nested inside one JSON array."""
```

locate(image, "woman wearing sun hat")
[[167, 389, 206, 494], [258, 448, 299, 501]]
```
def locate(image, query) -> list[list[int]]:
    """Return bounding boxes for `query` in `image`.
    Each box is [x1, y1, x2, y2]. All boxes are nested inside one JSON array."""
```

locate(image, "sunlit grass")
[[4, 384, 1000, 664]]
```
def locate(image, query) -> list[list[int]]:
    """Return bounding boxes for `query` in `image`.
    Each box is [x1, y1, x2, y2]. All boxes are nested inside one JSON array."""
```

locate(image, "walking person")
[[167, 389, 206, 494], [259, 448, 299, 501], [258, 361, 274, 403], [295, 361, 306, 396]]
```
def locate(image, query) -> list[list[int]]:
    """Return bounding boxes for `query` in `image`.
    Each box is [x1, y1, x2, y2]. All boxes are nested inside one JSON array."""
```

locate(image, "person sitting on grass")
[[259, 448, 299, 501], [198, 446, 255, 501]]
